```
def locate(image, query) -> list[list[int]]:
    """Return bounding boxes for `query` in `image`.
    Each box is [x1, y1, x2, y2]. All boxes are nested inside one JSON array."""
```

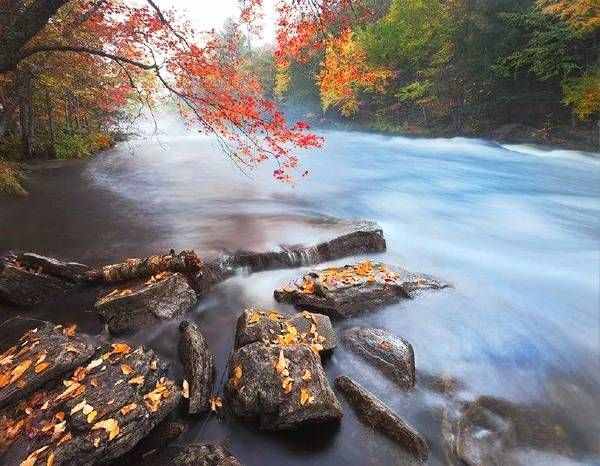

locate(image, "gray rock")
[[0, 263, 71, 306], [17, 252, 89, 282], [225, 341, 342, 430], [95, 272, 197, 334], [335, 376, 429, 462], [275, 262, 448, 318], [0, 321, 95, 409], [144, 444, 242, 466], [179, 321, 215, 414], [343, 327, 415, 389], [234, 309, 336, 353]]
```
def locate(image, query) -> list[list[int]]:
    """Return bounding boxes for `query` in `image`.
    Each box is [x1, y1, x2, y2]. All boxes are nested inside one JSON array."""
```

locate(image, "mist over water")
[[1, 124, 599, 465]]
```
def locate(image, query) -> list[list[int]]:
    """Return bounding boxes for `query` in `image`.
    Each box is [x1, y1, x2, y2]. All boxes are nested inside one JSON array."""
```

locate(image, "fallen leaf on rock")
[[182, 379, 189, 399], [55, 381, 83, 402], [0, 371, 11, 388], [87, 410, 98, 423], [92, 418, 120, 441], [275, 349, 287, 375], [111, 343, 131, 355], [70, 399, 88, 415], [128, 375, 144, 385], [63, 324, 77, 337], [310, 343, 324, 354], [72, 366, 86, 382], [299, 388, 314, 406], [246, 311, 261, 325], [210, 396, 223, 412], [282, 377, 294, 394], [35, 362, 50, 374], [93, 437, 101, 448], [301, 370, 312, 381], [149, 360, 158, 371], [57, 433, 72, 446], [86, 358, 103, 371], [35, 352, 47, 365], [20, 445, 48, 466], [10, 359, 32, 384], [120, 364, 133, 375], [46, 451, 55, 466], [53, 420, 66, 435], [120, 403, 137, 416]]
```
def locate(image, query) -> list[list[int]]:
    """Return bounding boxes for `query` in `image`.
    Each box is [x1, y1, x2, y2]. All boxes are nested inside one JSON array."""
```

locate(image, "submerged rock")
[[335, 376, 429, 461], [225, 341, 342, 430], [143, 444, 241, 466], [274, 261, 448, 318], [234, 309, 336, 353], [343, 327, 415, 389], [95, 272, 197, 334], [179, 321, 215, 414], [0, 322, 95, 409], [0, 326, 181, 466]]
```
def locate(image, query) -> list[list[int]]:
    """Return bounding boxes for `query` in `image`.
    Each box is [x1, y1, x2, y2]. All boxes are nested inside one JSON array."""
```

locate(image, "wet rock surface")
[[274, 261, 448, 318], [0, 323, 181, 466], [0, 263, 72, 306], [225, 340, 342, 430], [16, 253, 90, 283], [335, 376, 429, 461], [0, 322, 95, 409], [179, 321, 215, 414], [234, 309, 336, 353], [143, 444, 242, 466], [95, 272, 197, 334], [342, 327, 415, 389]]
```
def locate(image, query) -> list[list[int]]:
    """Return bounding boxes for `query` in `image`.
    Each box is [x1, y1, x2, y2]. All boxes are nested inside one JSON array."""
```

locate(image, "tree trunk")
[[18, 70, 33, 159]]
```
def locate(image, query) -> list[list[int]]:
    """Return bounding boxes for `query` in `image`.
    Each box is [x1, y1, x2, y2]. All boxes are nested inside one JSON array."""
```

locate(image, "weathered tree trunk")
[[18, 70, 33, 159]]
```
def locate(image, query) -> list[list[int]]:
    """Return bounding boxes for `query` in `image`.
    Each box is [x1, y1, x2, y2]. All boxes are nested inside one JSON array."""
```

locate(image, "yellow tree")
[[538, 0, 600, 33]]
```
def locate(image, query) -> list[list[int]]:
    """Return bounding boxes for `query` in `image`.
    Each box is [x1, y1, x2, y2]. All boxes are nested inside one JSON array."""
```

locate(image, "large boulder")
[[335, 376, 429, 461], [143, 444, 242, 466], [95, 272, 197, 334], [0, 326, 181, 466], [234, 309, 336, 353], [0, 322, 95, 408], [275, 261, 448, 318], [225, 341, 342, 430], [342, 327, 415, 389], [179, 321, 215, 414]]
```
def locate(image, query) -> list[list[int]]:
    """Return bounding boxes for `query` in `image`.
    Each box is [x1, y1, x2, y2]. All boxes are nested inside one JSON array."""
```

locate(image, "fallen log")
[[143, 444, 242, 466], [335, 376, 429, 461], [0, 263, 72, 306]]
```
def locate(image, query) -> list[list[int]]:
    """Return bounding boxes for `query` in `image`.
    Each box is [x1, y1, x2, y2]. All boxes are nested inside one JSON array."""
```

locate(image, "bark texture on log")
[[343, 327, 415, 389], [179, 321, 215, 414], [17, 252, 89, 282], [0, 263, 71, 306], [0, 322, 95, 409], [95, 272, 197, 334], [0, 328, 181, 466], [335, 376, 429, 461], [143, 444, 242, 466]]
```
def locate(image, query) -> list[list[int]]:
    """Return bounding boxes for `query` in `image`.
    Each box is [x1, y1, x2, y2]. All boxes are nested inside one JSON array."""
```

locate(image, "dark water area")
[[1, 126, 599, 465]]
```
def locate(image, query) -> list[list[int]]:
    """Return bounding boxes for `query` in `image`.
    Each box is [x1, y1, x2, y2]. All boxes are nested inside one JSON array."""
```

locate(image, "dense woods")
[[0, 0, 599, 195]]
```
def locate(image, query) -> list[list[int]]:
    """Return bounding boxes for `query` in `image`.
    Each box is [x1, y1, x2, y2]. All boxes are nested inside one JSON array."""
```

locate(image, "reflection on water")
[[0, 128, 599, 465]]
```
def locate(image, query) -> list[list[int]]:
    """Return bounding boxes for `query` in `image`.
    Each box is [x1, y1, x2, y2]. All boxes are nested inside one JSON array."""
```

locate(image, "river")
[[1, 127, 599, 465]]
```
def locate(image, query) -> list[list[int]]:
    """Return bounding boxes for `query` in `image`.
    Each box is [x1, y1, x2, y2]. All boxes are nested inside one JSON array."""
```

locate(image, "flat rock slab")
[[95, 272, 197, 334], [0, 336, 181, 466], [275, 261, 448, 318], [343, 327, 415, 389], [225, 341, 342, 430], [0, 263, 72, 306], [0, 322, 95, 409], [234, 309, 336, 353], [179, 321, 215, 414], [335, 376, 429, 461], [143, 444, 242, 466]]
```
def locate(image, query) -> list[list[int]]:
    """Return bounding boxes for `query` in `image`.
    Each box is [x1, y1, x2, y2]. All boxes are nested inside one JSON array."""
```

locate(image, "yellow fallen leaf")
[[55, 381, 82, 402], [275, 349, 287, 375], [93, 437, 101, 448], [63, 324, 77, 337], [149, 360, 158, 371], [301, 279, 316, 294], [53, 420, 66, 435], [128, 375, 144, 385], [20, 445, 48, 466], [46, 451, 55, 466], [299, 387, 314, 406], [35, 362, 50, 374], [121, 364, 133, 375], [111, 343, 131, 355], [210, 396, 223, 412], [86, 358, 103, 371], [35, 352, 47, 365], [246, 311, 261, 325], [120, 403, 137, 416], [302, 370, 312, 381], [92, 418, 120, 441], [282, 377, 294, 394], [87, 410, 98, 423], [70, 399, 87, 415], [310, 343, 324, 354], [182, 379, 189, 399], [10, 359, 32, 384]]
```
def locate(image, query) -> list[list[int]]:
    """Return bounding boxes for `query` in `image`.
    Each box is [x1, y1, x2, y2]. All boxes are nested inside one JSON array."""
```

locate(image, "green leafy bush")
[[0, 160, 26, 196]]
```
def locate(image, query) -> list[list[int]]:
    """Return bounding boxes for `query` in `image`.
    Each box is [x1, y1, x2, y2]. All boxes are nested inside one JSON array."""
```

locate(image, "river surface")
[[1, 127, 599, 465]]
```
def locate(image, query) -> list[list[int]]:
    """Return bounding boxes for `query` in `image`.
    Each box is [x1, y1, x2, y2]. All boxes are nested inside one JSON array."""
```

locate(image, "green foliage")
[[53, 131, 113, 160], [494, 7, 580, 81], [563, 71, 600, 120], [0, 160, 26, 196], [395, 81, 432, 103]]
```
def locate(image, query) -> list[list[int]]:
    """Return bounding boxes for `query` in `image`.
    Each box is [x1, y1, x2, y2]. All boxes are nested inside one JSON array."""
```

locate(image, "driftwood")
[[0, 324, 181, 466], [335, 376, 429, 461], [0, 263, 72, 306], [343, 327, 415, 389], [17, 253, 89, 282], [143, 444, 242, 466], [179, 321, 215, 414]]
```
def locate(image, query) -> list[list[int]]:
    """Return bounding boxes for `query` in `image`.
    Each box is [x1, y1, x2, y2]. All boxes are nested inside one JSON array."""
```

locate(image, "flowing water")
[[1, 125, 599, 465]]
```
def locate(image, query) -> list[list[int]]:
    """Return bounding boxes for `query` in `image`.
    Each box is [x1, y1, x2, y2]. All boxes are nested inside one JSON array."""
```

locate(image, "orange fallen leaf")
[[111, 343, 131, 355], [299, 387, 314, 406], [92, 418, 120, 441], [63, 324, 77, 337], [46, 451, 55, 466], [282, 376, 294, 394], [10, 359, 32, 384], [120, 364, 133, 375], [35, 362, 50, 374], [275, 349, 287, 375], [128, 375, 144, 385], [301, 370, 312, 381], [72, 366, 86, 382], [120, 403, 137, 416], [210, 396, 223, 412]]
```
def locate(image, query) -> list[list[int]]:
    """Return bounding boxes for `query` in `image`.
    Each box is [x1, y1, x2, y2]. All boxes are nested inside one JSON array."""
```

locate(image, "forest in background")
[[0, 0, 599, 196], [262, 0, 600, 148]]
